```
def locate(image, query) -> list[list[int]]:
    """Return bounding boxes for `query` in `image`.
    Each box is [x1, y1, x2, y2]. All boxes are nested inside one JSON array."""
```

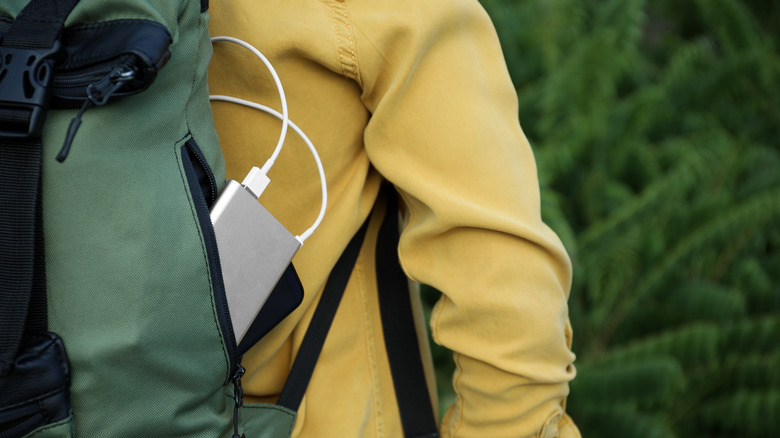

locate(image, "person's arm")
[[348, 0, 580, 436]]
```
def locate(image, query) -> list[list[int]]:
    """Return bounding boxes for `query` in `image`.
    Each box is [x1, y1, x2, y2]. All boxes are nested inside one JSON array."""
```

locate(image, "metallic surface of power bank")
[[210, 180, 301, 344]]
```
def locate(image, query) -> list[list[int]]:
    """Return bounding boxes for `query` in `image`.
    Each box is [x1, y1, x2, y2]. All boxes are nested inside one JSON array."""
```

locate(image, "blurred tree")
[[422, 0, 780, 436]]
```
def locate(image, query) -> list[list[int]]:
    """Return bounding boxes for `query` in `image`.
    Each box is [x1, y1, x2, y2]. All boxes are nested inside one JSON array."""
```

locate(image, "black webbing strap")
[[376, 189, 440, 438], [276, 218, 370, 411], [1, 0, 79, 49], [0, 141, 47, 375], [0, 0, 79, 376], [276, 188, 439, 437]]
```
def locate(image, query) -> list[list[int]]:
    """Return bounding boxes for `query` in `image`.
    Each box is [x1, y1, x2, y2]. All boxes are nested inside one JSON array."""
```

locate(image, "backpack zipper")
[[181, 140, 240, 375], [49, 53, 141, 102], [56, 63, 136, 162], [230, 364, 246, 438], [184, 139, 218, 206], [51, 70, 110, 93]]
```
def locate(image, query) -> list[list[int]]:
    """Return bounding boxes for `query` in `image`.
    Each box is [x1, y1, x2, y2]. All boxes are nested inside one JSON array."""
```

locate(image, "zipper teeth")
[[52, 71, 106, 88], [205, 218, 238, 373], [205, 221, 238, 369], [51, 55, 139, 96], [0, 412, 42, 436], [190, 144, 218, 204], [184, 141, 238, 374]]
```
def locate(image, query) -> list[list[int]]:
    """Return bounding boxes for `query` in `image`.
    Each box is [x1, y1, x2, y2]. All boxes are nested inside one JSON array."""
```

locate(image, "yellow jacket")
[[207, 0, 579, 436]]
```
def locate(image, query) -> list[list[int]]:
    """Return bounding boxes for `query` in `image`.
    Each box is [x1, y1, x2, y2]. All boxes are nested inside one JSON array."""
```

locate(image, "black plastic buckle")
[[0, 42, 62, 140]]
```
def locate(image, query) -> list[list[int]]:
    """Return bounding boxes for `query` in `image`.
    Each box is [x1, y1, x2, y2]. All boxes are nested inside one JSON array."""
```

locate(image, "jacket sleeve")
[[346, 0, 580, 436]]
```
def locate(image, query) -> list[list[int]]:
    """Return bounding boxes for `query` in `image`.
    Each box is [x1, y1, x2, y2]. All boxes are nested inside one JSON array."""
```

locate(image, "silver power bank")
[[209, 180, 301, 343]]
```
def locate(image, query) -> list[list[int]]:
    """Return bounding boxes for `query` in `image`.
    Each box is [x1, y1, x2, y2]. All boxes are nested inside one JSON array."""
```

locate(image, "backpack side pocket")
[[179, 135, 239, 377]]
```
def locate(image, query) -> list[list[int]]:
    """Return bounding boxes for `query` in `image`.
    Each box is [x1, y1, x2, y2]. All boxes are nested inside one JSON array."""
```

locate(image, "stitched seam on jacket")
[[450, 352, 465, 436], [330, 0, 362, 86], [434, 296, 465, 435], [355, 259, 386, 437], [395, 190, 420, 284]]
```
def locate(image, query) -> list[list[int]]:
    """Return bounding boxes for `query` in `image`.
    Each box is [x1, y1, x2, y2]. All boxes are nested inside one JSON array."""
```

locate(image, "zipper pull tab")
[[57, 99, 93, 162], [231, 365, 246, 438], [57, 65, 136, 162], [86, 66, 136, 106]]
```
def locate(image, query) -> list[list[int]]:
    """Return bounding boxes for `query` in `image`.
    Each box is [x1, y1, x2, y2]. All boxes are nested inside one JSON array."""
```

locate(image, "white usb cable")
[[210, 36, 288, 198], [210, 36, 327, 244], [210, 95, 327, 243]]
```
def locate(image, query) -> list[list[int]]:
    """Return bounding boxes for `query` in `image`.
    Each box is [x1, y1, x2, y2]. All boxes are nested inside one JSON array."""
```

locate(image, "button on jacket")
[[208, 0, 580, 436]]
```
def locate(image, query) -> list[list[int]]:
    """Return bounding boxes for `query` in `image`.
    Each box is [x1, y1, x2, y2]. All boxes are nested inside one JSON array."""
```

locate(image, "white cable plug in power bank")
[[210, 179, 301, 344]]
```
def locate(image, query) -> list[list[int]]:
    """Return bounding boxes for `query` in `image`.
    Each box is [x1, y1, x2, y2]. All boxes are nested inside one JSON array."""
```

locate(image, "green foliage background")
[[422, 0, 780, 436]]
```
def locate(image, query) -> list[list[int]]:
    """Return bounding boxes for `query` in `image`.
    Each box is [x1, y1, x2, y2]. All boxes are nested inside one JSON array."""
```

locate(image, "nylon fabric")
[[0, 140, 43, 374], [0, 108, 31, 128], [22, 416, 73, 438], [1, 0, 79, 48], [0, 141, 47, 376], [239, 403, 296, 438], [1, 4, 73, 435], [0, 0, 238, 436]]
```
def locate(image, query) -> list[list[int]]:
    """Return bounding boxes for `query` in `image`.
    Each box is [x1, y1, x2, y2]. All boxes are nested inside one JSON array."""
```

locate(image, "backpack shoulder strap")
[[276, 214, 370, 411], [276, 186, 439, 437], [0, 0, 79, 376], [376, 188, 440, 438]]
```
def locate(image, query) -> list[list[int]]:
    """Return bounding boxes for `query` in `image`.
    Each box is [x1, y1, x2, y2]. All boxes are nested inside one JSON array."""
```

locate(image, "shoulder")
[[343, 0, 494, 41], [341, 0, 497, 89]]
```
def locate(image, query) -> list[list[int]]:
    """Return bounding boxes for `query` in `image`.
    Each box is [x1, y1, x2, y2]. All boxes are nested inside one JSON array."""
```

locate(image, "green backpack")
[[0, 1, 438, 437], [0, 0, 252, 436]]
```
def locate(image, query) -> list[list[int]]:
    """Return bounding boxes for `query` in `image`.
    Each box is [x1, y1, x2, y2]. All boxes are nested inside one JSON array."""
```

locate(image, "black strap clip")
[[0, 41, 62, 140]]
